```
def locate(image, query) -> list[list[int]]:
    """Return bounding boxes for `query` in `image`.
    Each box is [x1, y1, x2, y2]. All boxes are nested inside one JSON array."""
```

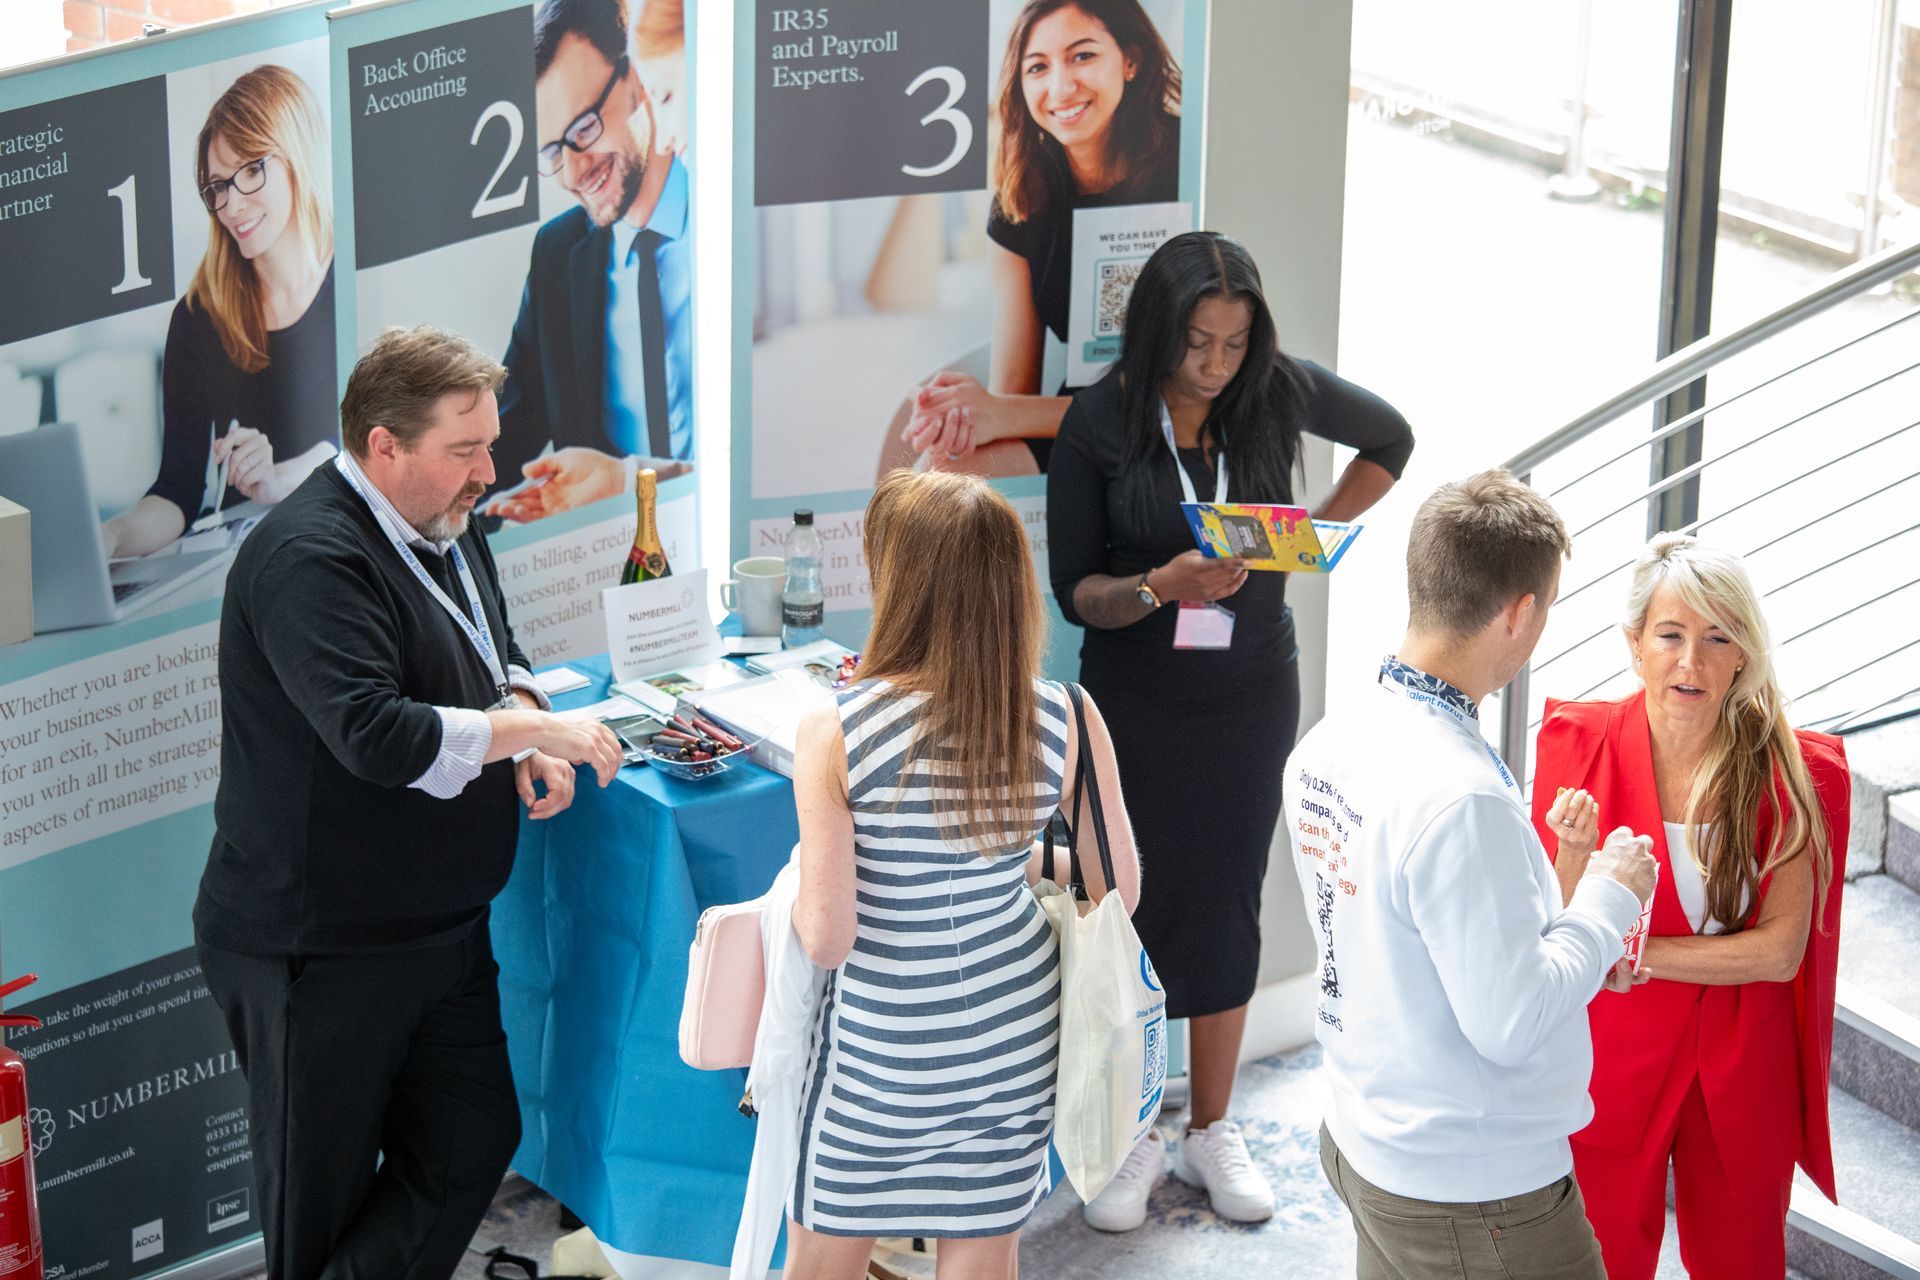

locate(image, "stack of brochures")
[[745, 639, 860, 689], [612, 657, 752, 717]]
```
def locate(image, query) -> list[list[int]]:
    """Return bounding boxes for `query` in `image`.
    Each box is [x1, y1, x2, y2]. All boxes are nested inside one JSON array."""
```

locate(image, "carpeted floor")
[[245, 1043, 1740, 1278]]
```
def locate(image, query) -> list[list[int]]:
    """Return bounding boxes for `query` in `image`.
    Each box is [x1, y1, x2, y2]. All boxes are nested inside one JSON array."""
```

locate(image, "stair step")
[[1843, 719, 1920, 879], [1888, 790, 1919, 895], [1834, 980, 1920, 1132], [1789, 1086, 1920, 1278], [1838, 875, 1920, 1025]]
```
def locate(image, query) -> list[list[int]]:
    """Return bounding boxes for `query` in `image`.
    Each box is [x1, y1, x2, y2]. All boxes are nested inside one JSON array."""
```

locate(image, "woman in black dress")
[[103, 65, 336, 559], [1047, 231, 1413, 1229], [890, 0, 1181, 477]]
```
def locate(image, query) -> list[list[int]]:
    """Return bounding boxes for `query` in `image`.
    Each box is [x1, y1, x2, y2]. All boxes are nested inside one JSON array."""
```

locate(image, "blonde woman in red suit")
[[1530, 533, 1849, 1279]]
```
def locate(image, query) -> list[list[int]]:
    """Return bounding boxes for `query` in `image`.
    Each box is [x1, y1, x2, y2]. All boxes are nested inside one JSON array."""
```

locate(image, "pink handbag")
[[678, 900, 767, 1070]]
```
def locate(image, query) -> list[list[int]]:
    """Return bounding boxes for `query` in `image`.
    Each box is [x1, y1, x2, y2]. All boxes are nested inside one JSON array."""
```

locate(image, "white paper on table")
[[1066, 201, 1194, 387], [554, 694, 650, 722], [532, 665, 593, 695], [603, 569, 721, 685]]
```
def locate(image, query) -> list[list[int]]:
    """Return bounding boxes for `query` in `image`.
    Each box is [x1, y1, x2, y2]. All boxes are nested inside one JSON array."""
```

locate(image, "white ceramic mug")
[[720, 556, 787, 636]]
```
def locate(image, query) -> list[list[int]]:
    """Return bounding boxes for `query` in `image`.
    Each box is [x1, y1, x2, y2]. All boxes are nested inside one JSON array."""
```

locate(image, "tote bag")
[[1034, 683, 1168, 1201]]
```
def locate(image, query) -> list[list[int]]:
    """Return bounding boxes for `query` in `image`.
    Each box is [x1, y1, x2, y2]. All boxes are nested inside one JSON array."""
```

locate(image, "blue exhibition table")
[[490, 653, 797, 1267]]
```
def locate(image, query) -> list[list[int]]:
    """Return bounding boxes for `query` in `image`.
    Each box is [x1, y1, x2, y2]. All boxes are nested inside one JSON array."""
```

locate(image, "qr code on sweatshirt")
[[1096, 259, 1140, 336]]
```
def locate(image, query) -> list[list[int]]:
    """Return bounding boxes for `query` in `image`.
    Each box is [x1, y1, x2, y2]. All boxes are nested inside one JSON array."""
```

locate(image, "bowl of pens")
[[645, 712, 756, 781]]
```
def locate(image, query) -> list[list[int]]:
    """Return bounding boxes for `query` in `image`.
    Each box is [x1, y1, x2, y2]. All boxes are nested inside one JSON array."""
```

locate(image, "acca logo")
[[26, 1107, 54, 1157], [132, 1218, 164, 1263]]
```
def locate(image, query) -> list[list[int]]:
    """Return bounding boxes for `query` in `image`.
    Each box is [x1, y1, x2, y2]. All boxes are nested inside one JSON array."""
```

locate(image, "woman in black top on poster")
[[1047, 232, 1414, 1228], [890, 0, 1181, 478], [103, 65, 337, 559]]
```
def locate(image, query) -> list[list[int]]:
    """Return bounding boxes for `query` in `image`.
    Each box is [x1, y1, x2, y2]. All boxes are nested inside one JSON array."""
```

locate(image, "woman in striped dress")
[[787, 470, 1141, 1278]]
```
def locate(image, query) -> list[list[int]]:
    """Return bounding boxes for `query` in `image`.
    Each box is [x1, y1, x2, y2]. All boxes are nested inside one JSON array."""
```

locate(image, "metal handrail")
[[1505, 237, 1920, 477], [1498, 236, 1920, 776]]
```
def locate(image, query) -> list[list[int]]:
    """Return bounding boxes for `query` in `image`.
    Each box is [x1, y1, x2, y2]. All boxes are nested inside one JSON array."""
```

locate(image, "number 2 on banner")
[[901, 67, 970, 179], [107, 175, 152, 296], [470, 101, 529, 220]]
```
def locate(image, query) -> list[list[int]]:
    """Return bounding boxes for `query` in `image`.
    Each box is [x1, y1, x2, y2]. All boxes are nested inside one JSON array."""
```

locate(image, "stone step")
[[1887, 789, 1919, 895], [1834, 979, 1920, 1132], [1843, 719, 1920, 880], [1839, 874, 1920, 1026], [1789, 1086, 1920, 1279]]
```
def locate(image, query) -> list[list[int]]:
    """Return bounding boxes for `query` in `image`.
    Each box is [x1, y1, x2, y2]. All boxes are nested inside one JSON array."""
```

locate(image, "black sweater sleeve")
[[150, 300, 210, 519], [1046, 393, 1112, 628], [1296, 360, 1416, 478], [246, 535, 446, 787]]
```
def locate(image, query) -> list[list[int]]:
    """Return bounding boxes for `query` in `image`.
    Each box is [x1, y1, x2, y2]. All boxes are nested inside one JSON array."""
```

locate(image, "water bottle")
[[781, 509, 825, 647]]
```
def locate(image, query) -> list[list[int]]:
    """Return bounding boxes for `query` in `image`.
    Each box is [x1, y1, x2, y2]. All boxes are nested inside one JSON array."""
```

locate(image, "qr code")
[[1141, 1014, 1166, 1097], [1096, 259, 1141, 336]]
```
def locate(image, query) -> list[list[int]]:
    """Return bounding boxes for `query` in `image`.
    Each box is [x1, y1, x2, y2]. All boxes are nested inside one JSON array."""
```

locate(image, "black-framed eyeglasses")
[[536, 54, 628, 177], [199, 156, 271, 214]]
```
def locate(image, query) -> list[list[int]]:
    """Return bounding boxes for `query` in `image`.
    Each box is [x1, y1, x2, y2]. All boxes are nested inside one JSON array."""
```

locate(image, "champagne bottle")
[[619, 468, 671, 585]]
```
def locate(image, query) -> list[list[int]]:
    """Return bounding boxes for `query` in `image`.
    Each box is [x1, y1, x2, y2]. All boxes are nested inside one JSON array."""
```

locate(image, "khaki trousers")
[[1320, 1124, 1607, 1280]]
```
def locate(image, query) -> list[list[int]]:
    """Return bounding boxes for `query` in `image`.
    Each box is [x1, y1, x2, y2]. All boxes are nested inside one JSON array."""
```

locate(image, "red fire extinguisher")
[[0, 973, 44, 1280]]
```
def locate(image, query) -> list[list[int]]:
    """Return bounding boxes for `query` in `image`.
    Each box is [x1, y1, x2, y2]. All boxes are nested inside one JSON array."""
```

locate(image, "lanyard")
[[1378, 657, 1517, 793], [1159, 399, 1228, 506], [334, 455, 509, 701]]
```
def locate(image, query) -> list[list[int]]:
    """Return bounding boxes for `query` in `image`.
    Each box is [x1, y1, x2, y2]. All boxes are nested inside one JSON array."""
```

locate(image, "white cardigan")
[[731, 854, 825, 1280]]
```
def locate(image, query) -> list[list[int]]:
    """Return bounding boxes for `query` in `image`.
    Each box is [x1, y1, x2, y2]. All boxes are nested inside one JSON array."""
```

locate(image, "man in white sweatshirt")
[[1285, 469, 1656, 1278]]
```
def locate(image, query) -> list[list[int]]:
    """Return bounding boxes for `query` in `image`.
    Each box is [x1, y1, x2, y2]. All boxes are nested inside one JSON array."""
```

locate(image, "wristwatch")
[[1135, 571, 1163, 609]]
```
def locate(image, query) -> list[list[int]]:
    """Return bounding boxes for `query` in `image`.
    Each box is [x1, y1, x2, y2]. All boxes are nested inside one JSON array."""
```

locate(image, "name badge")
[[1173, 601, 1235, 650]]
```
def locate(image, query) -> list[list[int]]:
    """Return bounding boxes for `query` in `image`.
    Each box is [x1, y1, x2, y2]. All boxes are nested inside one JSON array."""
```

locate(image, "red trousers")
[[1572, 1076, 1793, 1279]]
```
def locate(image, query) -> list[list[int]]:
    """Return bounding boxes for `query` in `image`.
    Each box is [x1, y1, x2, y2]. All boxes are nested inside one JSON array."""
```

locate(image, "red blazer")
[[1531, 691, 1849, 1202]]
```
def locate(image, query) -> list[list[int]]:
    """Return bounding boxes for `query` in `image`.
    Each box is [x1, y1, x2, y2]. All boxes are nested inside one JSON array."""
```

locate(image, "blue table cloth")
[[491, 653, 797, 1266]]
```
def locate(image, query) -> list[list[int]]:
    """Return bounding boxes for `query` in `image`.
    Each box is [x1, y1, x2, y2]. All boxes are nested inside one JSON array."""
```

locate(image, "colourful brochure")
[[1181, 502, 1364, 573]]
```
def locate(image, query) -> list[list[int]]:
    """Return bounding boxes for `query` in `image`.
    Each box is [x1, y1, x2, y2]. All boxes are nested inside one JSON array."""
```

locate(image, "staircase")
[[1788, 735, 1920, 1280]]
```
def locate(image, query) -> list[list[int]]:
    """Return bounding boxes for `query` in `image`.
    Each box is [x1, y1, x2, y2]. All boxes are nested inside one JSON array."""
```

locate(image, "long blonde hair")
[[1625, 533, 1832, 932], [187, 65, 332, 374], [856, 471, 1048, 852]]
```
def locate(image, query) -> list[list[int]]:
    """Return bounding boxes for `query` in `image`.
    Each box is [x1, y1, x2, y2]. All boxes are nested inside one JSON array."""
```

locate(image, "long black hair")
[[1112, 231, 1305, 522]]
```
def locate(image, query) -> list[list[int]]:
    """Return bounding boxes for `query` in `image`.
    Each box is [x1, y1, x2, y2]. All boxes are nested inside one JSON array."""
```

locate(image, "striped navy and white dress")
[[791, 677, 1069, 1237]]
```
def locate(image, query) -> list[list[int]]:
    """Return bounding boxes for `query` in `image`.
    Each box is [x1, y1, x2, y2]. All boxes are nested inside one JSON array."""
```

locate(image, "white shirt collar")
[[335, 451, 453, 557]]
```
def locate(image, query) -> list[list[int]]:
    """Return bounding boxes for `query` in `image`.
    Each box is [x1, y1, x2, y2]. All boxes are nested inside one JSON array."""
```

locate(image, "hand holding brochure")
[[1181, 502, 1362, 573]]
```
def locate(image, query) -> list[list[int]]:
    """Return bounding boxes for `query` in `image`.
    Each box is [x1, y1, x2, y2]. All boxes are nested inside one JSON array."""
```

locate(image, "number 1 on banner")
[[107, 175, 152, 296], [470, 100, 528, 220], [902, 67, 970, 179]]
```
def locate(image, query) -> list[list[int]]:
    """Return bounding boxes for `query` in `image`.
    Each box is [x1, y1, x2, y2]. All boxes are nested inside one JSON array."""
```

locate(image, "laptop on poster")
[[0, 423, 237, 633]]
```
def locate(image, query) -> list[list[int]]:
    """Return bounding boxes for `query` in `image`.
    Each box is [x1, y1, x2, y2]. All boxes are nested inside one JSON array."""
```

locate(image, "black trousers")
[[197, 922, 521, 1280]]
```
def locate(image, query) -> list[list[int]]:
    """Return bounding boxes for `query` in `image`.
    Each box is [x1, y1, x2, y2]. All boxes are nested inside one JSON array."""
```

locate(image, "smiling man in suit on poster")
[[485, 0, 694, 525]]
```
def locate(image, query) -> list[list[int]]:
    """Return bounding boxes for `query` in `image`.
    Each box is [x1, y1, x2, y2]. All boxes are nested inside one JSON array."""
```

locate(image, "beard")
[[583, 145, 647, 229], [417, 485, 485, 543]]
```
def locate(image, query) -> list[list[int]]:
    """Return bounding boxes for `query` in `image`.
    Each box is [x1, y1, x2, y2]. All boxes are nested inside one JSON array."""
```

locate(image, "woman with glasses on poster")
[[103, 64, 337, 560], [1047, 231, 1413, 1232], [883, 0, 1183, 478]]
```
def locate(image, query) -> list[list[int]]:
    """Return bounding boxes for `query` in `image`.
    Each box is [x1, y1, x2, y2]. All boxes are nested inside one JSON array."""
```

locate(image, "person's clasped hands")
[[1586, 824, 1659, 993], [215, 423, 294, 505]]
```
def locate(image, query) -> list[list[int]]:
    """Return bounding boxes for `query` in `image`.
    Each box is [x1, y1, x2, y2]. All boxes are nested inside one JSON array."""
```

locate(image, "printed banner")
[[4, 950, 252, 1280], [333, 0, 704, 669], [733, 0, 1209, 647]]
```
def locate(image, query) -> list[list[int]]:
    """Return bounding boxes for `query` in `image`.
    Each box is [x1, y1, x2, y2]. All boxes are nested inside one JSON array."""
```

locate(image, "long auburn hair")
[[992, 0, 1180, 223], [856, 471, 1048, 852], [1624, 534, 1834, 933], [187, 65, 332, 374], [1112, 231, 1305, 522]]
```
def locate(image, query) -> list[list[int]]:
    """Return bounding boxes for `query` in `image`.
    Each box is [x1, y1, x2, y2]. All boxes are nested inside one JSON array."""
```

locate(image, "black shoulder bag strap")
[[1040, 682, 1118, 899]]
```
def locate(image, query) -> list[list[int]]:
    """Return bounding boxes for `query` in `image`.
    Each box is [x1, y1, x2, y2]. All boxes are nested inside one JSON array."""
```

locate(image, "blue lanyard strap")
[[334, 455, 508, 700], [1378, 656, 1516, 792], [1159, 399, 1228, 506]]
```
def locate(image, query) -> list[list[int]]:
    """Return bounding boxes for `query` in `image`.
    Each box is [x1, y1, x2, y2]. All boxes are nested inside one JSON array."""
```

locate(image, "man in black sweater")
[[194, 326, 622, 1279]]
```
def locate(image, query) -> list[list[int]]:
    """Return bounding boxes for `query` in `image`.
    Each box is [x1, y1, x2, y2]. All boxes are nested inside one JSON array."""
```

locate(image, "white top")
[[1663, 820, 1741, 935], [1285, 670, 1642, 1202]]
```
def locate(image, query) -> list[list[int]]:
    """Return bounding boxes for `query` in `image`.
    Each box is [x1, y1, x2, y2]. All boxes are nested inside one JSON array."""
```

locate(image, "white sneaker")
[[1174, 1120, 1275, 1222], [1080, 1129, 1167, 1232]]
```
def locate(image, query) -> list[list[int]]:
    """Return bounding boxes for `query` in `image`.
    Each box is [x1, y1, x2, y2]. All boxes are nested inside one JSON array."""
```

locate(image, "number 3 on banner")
[[107, 175, 152, 296], [901, 66, 970, 179], [471, 101, 529, 220]]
